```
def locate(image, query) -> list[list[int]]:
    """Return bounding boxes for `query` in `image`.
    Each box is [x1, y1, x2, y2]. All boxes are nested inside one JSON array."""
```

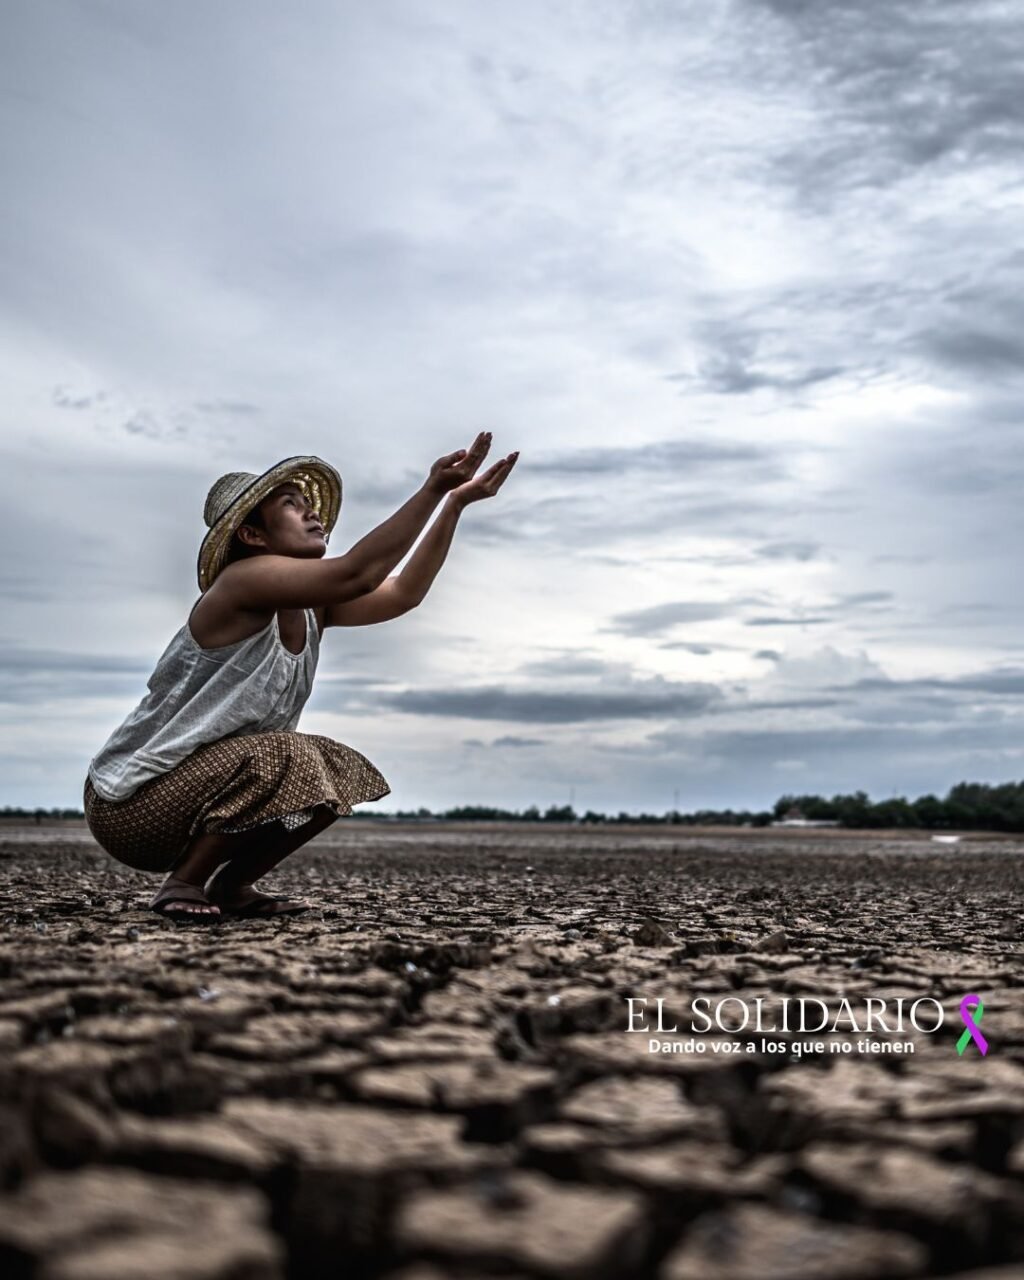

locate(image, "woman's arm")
[[397, 447, 519, 605], [345, 432, 493, 588], [320, 446, 519, 627], [393, 494, 465, 606], [316, 501, 465, 627]]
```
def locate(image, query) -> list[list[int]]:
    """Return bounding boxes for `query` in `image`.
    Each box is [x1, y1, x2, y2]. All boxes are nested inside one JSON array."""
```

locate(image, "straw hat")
[[197, 455, 342, 591]]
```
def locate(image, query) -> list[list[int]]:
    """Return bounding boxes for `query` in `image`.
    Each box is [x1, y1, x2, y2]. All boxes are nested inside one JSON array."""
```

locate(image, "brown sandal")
[[226, 894, 311, 918], [205, 868, 311, 919], [149, 876, 222, 923]]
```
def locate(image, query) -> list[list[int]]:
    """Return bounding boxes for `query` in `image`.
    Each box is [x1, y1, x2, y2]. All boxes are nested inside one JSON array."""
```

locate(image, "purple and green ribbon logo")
[[956, 992, 988, 1056]]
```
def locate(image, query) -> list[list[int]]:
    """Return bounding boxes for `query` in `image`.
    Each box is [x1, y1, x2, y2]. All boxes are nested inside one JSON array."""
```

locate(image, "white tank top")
[[88, 605, 320, 801]]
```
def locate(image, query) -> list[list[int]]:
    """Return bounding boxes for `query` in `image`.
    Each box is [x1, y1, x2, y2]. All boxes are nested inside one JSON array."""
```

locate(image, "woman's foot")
[[205, 868, 311, 918], [149, 875, 222, 922]]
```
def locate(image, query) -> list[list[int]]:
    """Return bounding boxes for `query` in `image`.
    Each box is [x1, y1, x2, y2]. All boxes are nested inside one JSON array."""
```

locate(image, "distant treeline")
[[768, 782, 1024, 831], [6, 780, 1024, 830]]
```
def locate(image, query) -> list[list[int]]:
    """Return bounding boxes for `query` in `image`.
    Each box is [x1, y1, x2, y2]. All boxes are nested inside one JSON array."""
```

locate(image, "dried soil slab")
[[0, 1166, 282, 1280], [110, 1114, 282, 1183], [520, 1120, 647, 1170], [364, 1023, 497, 1063], [207, 1008, 390, 1061], [836, 1117, 976, 1158], [225, 1099, 506, 1255], [7, 1040, 158, 1105], [394, 1168, 648, 1278], [799, 1142, 1023, 1230], [759, 1059, 904, 1128], [0, 991, 76, 1027], [660, 1202, 926, 1279], [515, 986, 620, 1042], [558, 1030, 737, 1079], [74, 1012, 193, 1054], [597, 1138, 787, 1206], [896, 1058, 1024, 1122], [559, 1075, 725, 1141], [0, 1018, 22, 1049], [187, 1048, 367, 1099], [170, 995, 266, 1036], [44, 1232, 282, 1280], [352, 1057, 554, 1107], [417, 986, 495, 1026]]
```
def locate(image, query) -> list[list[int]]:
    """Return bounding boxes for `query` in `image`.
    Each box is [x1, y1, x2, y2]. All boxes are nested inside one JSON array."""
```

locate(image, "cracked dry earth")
[[0, 822, 1022, 1280]]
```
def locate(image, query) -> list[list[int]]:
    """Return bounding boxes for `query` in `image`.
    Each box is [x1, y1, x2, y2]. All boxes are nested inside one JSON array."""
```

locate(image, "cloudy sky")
[[3, 0, 1024, 815]]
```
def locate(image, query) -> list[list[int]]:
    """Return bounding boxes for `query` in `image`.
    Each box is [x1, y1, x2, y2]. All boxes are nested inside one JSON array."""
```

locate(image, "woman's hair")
[[223, 501, 267, 568]]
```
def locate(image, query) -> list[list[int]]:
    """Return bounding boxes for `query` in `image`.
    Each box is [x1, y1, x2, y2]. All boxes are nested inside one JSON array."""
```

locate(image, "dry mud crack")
[[0, 822, 1022, 1279]]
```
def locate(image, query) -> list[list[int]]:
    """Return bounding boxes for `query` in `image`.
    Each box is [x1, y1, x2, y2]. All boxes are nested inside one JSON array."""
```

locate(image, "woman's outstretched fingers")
[[480, 454, 518, 495], [446, 447, 518, 504], [467, 432, 491, 461]]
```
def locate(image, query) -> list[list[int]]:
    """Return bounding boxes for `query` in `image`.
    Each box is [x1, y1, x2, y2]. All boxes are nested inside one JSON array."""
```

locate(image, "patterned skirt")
[[82, 730, 391, 873]]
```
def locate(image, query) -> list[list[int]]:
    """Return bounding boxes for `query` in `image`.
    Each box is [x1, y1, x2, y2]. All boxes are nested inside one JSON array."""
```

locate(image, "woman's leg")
[[152, 827, 275, 916], [205, 804, 340, 913]]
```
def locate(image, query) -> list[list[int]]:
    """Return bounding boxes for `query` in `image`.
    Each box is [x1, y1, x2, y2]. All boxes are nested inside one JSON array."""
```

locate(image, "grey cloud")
[[689, 355, 843, 396], [0, 648, 151, 674], [491, 735, 545, 747], [744, 615, 833, 627], [835, 591, 893, 607], [52, 385, 104, 410], [712, 696, 846, 714], [313, 673, 402, 687], [517, 655, 613, 677], [607, 600, 742, 637], [459, 493, 780, 550], [0, 647, 152, 705], [194, 400, 261, 416], [123, 411, 182, 440], [362, 678, 725, 723], [924, 326, 1024, 378], [754, 540, 821, 562], [616, 591, 893, 640], [523, 438, 776, 476], [645, 721, 1024, 769], [759, 0, 1024, 192], [877, 423, 1024, 503], [829, 667, 1024, 698]]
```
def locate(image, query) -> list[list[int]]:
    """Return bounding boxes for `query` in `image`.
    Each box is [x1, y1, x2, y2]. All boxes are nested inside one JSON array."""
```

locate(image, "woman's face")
[[240, 483, 327, 560]]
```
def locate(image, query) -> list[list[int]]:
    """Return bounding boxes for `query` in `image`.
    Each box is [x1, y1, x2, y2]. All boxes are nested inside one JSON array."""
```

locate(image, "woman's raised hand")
[[426, 431, 495, 494], [449, 447, 519, 507]]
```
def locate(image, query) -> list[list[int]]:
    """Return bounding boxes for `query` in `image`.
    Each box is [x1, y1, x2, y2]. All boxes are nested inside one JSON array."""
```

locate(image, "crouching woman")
[[83, 434, 517, 920]]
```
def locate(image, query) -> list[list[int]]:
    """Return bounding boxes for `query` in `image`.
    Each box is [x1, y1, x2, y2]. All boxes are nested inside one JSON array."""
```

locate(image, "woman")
[[83, 432, 518, 921]]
